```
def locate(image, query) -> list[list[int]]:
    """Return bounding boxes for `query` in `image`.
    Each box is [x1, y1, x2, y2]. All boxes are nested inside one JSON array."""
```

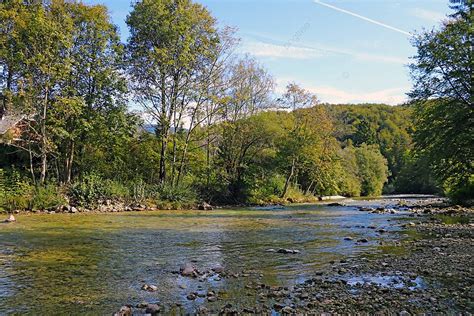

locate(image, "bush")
[[30, 185, 67, 210], [69, 173, 130, 206], [0, 168, 33, 212], [157, 183, 197, 203], [354, 144, 389, 196], [446, 175, 474, 205], [247, 174, 285, 204]]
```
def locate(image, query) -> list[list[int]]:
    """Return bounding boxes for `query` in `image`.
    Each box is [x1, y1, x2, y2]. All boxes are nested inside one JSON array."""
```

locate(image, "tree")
[[278, 82, 317, 111], [0, 0, 74, 183], [276, 84, 322, 198], [355, 144, 389, 196], [0, 0, 129, 184], [409, 0, 473, 201], [126, 0, 219, 185], [223, 56, 274, 122]]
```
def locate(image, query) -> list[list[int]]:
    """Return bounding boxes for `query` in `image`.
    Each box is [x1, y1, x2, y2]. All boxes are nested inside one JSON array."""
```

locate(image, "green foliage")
[[69, 173, 130, 206], [246, 174, 285, 204], [156, 183, 197, 204], [30, 185, 66, 211], [354, 144, 389, 196], [408, 3, 473, 201], [325, 104, 413, 187], [393, 152, 440, 194], [1, 0, 463, 210], [0, 169, 33, 211]]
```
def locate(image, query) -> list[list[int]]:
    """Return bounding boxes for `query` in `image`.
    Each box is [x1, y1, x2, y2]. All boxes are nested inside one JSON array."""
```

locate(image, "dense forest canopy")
[[0, 0, 471, 211]]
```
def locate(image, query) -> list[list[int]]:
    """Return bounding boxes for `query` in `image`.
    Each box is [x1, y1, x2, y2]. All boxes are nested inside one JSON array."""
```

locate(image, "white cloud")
[[411, 8, 445, 22], [241, 42, 325, 60], [241, 40, 408, 65], [275, 78, 408, 105], [309, 86, 407, 105]]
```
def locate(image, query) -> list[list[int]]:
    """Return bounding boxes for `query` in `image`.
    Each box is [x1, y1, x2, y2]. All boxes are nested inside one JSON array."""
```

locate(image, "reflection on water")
[[0, 199, 414, 314], [346, 274, 425, 290]]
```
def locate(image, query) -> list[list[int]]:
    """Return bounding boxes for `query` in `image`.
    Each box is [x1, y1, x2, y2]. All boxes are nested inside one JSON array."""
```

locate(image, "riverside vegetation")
[[0, 0, 473, 315], [0, 0, 472, 213]]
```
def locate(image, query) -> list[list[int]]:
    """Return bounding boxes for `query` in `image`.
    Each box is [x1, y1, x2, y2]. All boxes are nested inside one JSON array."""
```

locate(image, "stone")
[[198, 202, 213, 210], [113, 305, 132, 316], [212, 265, 225, 274], [281, 306, 295, 314], [357, 238, 369, 243], [4, 214, 16, 223], [196, 306, 209, 314], [70, 206, 78, 213], [180, 263, 197, 277], [186, 293, 197, 300], [344, 237, 353, 241], [141, 284, 158, 292], [145, 303, 161, 315], [277, 248, 300, 254]]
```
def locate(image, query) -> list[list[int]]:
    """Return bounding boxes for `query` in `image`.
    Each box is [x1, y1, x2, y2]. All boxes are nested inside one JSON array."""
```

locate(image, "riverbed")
[[0, 195, 470, 314]]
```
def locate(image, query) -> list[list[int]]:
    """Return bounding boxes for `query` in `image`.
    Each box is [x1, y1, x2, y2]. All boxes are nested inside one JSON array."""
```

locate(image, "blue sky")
[[85, 0, 451, 105]]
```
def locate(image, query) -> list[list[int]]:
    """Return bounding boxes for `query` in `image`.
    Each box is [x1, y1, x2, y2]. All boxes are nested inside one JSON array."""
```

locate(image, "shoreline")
[[2, 194, 461, 217]]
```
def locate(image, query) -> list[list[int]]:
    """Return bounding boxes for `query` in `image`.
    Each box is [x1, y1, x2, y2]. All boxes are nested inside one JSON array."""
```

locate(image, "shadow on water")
[[0, 197, 428, 314]]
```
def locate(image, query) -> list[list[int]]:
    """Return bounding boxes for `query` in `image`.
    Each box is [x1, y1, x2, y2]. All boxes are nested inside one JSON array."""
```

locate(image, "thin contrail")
[[313, 0, 411, 36]]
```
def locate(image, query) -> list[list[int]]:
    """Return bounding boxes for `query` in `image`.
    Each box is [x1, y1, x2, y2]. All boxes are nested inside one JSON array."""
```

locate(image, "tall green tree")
[[126, 0, 219, 185], [409, 0, 473, 200]]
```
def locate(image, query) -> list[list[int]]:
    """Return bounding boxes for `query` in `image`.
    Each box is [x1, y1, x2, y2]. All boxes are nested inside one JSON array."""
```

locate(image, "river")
[[0, 196, 426, 314]]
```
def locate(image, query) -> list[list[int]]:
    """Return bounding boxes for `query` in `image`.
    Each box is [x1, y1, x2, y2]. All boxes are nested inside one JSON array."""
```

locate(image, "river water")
[[0, 196, 425, 314]]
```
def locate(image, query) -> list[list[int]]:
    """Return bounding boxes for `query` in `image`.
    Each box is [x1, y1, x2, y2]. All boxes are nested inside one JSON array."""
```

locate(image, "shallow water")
[[0, 198, 419, 314]]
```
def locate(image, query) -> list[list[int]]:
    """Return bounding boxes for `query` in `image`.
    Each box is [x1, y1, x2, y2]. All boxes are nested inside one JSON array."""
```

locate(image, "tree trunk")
[[305, 179, 314, 195], [39, 88, 49, 184], [29, 146, 36, 185], [281, 158, 296, 198], [65, 141, 74, 183], [159, 134, 168, 185]]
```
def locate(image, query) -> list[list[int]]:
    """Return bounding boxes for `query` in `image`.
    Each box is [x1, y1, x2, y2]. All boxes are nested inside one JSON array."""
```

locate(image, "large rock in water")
[[180, 263, 198, 277], [4, 214, 16, 223], [198, 202, 213, 210], [113, 305, 132, 316]]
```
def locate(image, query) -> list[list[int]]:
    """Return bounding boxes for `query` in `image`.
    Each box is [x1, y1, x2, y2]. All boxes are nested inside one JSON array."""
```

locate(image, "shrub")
[[69, 173, 130, 206], [0, 168, 33, 212], [157, 183, 197, 203], [30, 185, 67, 210]]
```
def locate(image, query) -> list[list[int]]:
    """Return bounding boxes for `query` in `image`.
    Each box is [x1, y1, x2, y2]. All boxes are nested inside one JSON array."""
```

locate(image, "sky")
[[85, 0, 451, 105]]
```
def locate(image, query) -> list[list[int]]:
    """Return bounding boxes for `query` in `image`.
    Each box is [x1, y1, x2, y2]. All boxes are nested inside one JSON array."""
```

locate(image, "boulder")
[[277, 248, 300, 254], [198, 202, 213, 210], [113, 305, 132, 316], [145, 303, 161, 315], [180, 263, 198, 277], [141, 284, 158, 292], [327, 202, 344, 206], [211, 265, 225, 274], [4, 214, 16, 223]]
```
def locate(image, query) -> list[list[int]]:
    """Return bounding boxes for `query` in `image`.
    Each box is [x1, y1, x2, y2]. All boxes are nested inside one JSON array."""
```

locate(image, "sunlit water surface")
[[0, 196, 425, 314]]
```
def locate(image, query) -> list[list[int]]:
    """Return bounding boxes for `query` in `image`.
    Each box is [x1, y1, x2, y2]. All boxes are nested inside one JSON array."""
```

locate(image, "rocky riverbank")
[[114, 204, 473, 315]]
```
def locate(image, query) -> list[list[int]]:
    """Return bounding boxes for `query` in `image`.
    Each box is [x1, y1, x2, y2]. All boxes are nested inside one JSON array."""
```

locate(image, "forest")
[[0, 0, 471, 212]]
